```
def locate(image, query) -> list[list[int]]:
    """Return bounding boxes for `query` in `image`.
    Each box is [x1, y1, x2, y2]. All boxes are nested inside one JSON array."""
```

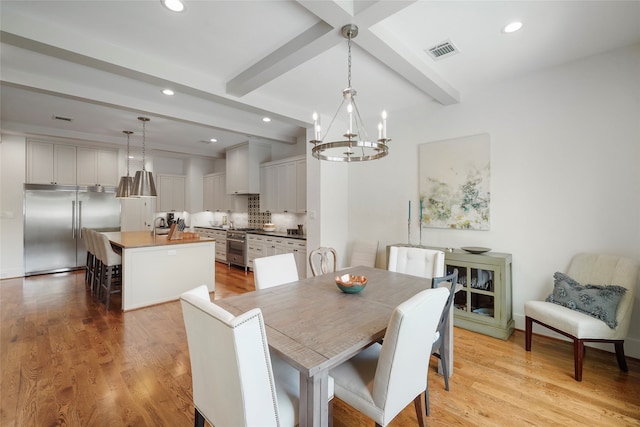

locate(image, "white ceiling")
[[2, 0, 640, 158]]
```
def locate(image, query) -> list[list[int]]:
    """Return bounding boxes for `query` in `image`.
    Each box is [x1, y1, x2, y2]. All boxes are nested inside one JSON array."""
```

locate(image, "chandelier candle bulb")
[[348, 103, 353, 134], [382, 110, 387, 139]]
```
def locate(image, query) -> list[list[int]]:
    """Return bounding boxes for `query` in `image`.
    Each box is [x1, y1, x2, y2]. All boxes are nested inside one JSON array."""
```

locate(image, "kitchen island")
[[104, 231, 215, 311]]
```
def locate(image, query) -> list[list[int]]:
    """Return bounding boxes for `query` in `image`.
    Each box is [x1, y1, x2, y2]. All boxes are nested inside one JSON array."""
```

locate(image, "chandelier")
[[131, 116, 157, 197], [115, 130, 134, 198], [309, 24, 390, 162]]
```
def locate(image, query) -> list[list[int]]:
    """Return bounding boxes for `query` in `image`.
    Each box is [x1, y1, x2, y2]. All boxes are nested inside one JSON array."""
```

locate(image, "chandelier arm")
[[320, 97, 348, 142], [349, 99, 371, 142]]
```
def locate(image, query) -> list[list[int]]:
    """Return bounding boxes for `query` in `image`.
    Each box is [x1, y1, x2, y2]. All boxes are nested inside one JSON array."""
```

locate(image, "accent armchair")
[[525, 253, 639, 381]]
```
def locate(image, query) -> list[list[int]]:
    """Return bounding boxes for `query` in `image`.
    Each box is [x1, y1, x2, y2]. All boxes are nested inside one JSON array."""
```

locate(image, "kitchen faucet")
[[152, 216, 165, 237]]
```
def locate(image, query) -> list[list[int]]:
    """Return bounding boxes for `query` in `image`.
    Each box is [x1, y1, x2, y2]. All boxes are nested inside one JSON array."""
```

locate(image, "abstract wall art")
[[419, 133, 491, 230]]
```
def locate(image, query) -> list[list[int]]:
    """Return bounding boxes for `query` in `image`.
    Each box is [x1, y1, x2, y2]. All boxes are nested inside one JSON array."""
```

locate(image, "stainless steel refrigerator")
[[24, 184, 121, 276]]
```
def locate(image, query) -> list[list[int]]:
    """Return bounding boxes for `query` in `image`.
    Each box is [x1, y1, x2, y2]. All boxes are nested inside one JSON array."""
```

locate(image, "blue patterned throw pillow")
[[546, 272, 627, 329]]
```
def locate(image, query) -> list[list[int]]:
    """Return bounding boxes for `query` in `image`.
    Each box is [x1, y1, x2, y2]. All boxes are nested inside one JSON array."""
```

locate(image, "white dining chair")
[[253, 253, 299, 290], [329, 286, 448, 427], [349, 240, 378, 268], [180, 285, 333, 427], [309, 247, 338, 276], [388, 246, 445, 279]]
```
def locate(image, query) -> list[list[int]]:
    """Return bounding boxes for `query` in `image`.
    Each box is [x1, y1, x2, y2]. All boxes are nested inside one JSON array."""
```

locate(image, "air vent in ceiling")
[[426, 40, 459, 61], [52, 115, 73, 122]]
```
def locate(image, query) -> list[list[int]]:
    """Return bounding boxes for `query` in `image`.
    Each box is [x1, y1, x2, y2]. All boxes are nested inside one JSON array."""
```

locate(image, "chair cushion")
[[546, 272, 626, 328], [525, 300, 622, 339]]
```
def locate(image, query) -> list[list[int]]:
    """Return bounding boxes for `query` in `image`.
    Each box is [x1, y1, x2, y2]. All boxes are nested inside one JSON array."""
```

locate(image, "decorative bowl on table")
[[263, 223, 276, 232], [335, 274, 367, 294]]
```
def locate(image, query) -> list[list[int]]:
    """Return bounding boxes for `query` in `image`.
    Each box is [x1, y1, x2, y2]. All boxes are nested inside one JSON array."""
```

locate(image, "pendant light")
[[131, 116, 157, 197], [309, 24, 390, 162], [115, 130, 134, 198]]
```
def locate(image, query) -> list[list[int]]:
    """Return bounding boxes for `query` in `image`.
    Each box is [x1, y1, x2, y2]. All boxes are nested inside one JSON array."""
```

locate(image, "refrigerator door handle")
[[78, 200, 83, 237], [72, 200, 76, 238]]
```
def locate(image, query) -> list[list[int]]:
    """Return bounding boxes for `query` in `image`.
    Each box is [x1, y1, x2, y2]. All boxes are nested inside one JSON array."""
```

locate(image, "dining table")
[[214, 265, 452, 427]]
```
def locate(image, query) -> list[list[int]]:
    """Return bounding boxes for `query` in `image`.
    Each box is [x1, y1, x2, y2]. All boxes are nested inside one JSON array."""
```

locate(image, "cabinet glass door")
[[447, 263, 497, 319]]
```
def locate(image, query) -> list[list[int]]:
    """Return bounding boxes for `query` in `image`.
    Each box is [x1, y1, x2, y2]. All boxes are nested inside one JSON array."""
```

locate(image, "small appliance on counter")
[[167, 212, 175, 226], [263, 223, 276, 232]]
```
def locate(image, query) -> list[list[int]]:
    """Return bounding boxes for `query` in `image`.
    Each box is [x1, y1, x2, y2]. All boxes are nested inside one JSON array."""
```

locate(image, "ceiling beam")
[[227, 0, 459, 105], [226, 21, 336, 97]]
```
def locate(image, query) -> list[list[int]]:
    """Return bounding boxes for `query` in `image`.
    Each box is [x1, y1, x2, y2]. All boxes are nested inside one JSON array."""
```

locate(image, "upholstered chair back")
[[349, 240, 379, 268], [565, 253, 639, 339], [180, 285, 281, 426], [388, 246, 445, 279], [97, 232, 121, 266], [372, 287, 449, 422], [254, 253, 299, 290]]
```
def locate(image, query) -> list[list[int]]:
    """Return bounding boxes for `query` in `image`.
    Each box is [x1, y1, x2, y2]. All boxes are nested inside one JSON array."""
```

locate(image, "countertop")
[[104, 231, 215, 249], [193, 226, 306, 240]]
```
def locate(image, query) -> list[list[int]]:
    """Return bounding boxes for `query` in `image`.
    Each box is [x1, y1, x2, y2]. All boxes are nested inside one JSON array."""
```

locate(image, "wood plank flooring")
[[1, 266, 639, 426]]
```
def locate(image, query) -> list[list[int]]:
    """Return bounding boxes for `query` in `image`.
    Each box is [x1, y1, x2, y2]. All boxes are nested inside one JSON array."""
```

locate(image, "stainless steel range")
[[226, 229, 259, 272]]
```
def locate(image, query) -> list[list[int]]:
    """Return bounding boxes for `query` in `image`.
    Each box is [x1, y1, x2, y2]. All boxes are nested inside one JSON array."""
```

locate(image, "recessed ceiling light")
[[209, 138, 218, 143], [162, 88, 175, 96], [161, 0, 185, 13], [262, 117, 271, 123], [503, 22, 523, 33]]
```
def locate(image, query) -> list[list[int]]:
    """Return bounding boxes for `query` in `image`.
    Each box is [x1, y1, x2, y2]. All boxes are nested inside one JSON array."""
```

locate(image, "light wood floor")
[[1, 266, 639, 426]]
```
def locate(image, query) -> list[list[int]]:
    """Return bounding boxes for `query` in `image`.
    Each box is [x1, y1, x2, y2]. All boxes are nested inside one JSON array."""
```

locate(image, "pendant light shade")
[[116, 130, 134, 198], [131, 116, 157, 197]]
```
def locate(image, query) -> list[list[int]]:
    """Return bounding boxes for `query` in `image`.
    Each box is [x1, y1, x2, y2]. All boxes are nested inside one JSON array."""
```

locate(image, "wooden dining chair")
[[253, 253, 299, 290], [95, 232, 122, 310], [180, 285, 333, 427], [426, 269, 459, 415], [388, 246, 445, 279], [329, 287, 449, 427], [309, 247, 338, 276]]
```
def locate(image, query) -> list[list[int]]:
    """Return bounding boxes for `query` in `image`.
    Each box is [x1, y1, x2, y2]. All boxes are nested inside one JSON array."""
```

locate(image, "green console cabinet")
[[387, 245, 514, 340]]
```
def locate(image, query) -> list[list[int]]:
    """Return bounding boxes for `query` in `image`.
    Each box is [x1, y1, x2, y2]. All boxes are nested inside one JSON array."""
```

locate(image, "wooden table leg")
[[299, 369, 330, 427]]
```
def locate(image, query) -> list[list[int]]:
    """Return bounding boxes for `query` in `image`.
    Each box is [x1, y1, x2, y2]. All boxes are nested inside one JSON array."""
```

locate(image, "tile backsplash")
[[248, 195, 271, 228]]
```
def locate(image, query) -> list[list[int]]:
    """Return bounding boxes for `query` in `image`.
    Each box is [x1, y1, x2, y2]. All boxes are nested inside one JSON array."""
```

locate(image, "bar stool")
[[96, 232, 122, 310], [81, 227, 93, 288]]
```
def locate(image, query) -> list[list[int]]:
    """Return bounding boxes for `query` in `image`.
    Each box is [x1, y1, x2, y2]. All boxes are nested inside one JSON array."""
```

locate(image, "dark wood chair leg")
[[194, 407, 205, 427], [425, 380, 430, 416], [525, 316, 533, 351], [573, 338, 584, 381], [413, 392, 427, 427], [615, 341, 628, 372]]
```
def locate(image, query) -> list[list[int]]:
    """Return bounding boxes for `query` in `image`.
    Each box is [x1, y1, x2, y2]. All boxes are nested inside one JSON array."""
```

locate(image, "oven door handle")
[[227, 238, 246, 243]]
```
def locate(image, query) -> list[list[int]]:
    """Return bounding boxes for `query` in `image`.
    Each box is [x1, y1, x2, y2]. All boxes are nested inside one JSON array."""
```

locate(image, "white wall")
[[344, 44, 640, 356], [0, 134, 26, 278]]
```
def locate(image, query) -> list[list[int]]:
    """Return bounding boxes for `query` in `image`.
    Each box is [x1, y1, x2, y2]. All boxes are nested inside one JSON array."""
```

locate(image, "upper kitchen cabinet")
[[157, 174, 185, 212], [76, 147, 118, 186], [203, 173, 233, 212], [27, 140, 76, 185], [225, 142, 271, 194], [260, 155, 306, 213]]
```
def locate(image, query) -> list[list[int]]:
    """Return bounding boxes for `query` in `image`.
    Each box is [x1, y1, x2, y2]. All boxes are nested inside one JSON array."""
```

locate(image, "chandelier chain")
[[347, 33, 352, 88], [126, 133, 130, 175]]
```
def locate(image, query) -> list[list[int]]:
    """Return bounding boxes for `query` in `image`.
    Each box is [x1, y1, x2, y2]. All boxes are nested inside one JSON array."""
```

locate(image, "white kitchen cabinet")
[[259, 164, 277, 212], [259, 155, 306, 213], [120, 197, 155, 231], [226, 142, 271, 194], [194, 227, 227, 262], [27, 140, 77, 185], [296, 159, 306, 213], [77, 147, 118, 186], [204, 173, 234, 212], [157, 174, 185, 212], [247, 233, 307, 277]]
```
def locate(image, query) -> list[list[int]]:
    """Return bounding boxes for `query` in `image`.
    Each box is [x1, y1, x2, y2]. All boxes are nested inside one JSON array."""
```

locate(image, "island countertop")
[[103, 231, 215, 249]]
